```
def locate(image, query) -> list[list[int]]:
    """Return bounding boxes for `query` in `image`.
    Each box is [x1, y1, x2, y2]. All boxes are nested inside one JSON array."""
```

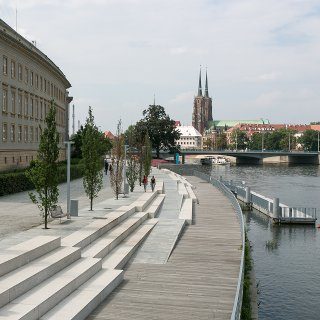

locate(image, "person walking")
[[104, 159, 109, 175], [150, 175, 156, 192], [142, 175, 148, 192]]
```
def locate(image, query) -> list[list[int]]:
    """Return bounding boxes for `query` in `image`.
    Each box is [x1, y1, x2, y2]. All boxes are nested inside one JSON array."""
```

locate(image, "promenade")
[[88, 174, 242, 319], [0, 169, 242, 319]]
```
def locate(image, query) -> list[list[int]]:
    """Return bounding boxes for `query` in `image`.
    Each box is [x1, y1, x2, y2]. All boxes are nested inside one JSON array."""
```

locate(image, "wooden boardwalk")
[[88, 175, 242, 320]]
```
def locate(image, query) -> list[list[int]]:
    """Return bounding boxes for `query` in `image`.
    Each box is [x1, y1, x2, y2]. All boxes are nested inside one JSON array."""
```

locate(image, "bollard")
[[273, 198, 279, 219], [70, 200, 78, 217]]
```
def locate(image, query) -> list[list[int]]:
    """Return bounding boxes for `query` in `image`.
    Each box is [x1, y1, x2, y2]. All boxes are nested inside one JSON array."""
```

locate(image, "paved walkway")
[[88, 175, 242, 320], [0, 173, 145, 249]]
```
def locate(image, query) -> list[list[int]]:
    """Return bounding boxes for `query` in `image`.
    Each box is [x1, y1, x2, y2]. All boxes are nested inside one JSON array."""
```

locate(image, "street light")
[[64, 140, 74, 216], [235, 130, 238, 151], [288, 132, 291, 151], [318, 131, 320, 153], [261, 132, 264, 152]]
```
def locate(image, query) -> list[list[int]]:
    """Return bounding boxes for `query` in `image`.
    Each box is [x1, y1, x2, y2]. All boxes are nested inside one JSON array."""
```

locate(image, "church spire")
[[205, 69, 209, 97], [197, 66, 202, 96]]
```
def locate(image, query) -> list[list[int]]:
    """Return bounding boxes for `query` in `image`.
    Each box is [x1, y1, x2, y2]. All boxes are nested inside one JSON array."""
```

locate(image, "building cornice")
[[0, 19, 71, 88]]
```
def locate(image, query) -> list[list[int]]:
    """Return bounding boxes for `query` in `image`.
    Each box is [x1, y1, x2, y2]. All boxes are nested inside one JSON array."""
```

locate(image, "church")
[[192, 68, 269, 135]]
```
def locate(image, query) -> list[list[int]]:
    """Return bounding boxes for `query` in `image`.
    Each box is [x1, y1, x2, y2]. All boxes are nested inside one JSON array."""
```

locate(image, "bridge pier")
[[236, 157, 262, 165]]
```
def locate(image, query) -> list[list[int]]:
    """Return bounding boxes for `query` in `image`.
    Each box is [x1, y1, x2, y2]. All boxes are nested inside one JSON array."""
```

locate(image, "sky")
[[1, 0, 320, 133]]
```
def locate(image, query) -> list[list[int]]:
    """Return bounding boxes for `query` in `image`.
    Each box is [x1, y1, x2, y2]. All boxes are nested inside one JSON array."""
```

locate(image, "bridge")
[[165, 150, 320, 164]]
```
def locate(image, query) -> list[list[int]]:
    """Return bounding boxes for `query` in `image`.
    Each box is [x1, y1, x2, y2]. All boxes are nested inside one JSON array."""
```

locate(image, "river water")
[[198, 164, 320, 320]]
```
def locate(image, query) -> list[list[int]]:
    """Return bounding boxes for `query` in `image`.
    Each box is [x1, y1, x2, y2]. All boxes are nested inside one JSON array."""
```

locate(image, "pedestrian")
[[150, 175, 156, 192], [104, 159, 109, 175], [142, 175, 148, 192], [109, 163, 113, 173]]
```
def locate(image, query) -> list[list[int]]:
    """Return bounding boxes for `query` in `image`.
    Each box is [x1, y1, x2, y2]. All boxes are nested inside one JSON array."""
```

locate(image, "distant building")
[[192, 68, 212, 135], [0, 19, 72, 171], [176, 125, 202, 150], [104, 130, 115, 141]]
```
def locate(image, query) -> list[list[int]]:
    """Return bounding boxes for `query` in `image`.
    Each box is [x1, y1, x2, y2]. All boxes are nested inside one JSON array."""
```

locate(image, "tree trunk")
[[44, 208, 48, 229], [90, 196, 93, 211], [156, 147, 160, 159]]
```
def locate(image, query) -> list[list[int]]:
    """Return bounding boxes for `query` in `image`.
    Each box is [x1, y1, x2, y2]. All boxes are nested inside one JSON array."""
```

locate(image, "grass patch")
[[241, 232, 252, 320]]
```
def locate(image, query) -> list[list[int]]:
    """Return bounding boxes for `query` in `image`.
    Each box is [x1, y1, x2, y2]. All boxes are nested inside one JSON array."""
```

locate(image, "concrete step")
[[179, 198, 193, 224], [0, 257, 101, 320], [40, 268, 123, 320], [82, 211, 149, 259], [146, 194, 165, 218], [61, 206, 136, 249], [102, 219, 158, 270], [0, 246, 81, 309], [0, 236, 61, 277]]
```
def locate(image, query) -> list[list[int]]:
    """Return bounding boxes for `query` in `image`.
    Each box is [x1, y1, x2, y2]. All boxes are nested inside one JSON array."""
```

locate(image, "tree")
[[143, 133, 152, 176], [110, 120, 124, 200], [215, 133, 227, 150], [25, 100, 59, 229], [230, 129, 248, 150], [82, 107, 103, 210], [299, 130, 319, 151], [125, 126, 139, 192], [140, 105, 180, 158], [71, 126, 112, 159]]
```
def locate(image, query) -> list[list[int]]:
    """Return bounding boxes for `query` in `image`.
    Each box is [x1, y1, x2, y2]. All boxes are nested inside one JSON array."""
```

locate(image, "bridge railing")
[[280, 207, 317, 219]]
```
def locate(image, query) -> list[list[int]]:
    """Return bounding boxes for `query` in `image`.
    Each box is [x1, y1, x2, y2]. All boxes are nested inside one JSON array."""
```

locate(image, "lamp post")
[[288, 132, 291, 151], [261, 132, 264, 152], [318, 131, 319, 153], [64, 140, 74, 215], [235, 130, 238, 151]]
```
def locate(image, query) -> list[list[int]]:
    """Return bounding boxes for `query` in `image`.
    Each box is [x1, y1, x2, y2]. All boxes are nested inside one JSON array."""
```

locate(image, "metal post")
[[273, 197, 279, 219], [288, 132, 291, 151], [262, 132, 264, 152], [64, 141, 74, 216], [235, 130, 238, 151], [245, 186, 251, 203], [318, 131, 319, 153]]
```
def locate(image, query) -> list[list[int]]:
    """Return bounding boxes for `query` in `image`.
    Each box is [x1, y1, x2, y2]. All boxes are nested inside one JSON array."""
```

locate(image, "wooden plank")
[[88, 176, 242, 320]]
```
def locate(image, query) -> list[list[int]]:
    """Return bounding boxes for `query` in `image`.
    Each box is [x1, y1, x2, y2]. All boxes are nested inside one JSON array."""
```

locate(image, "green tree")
[[71, 126, 112, 159], [143, 133, 152, 176], [126, 152, 139, 192], [110, 120, 124, 200], [230, 129, 248, 150], [299, 130, 319, 151], [26, 100, 59, 229], [215, 133, 227, 150], [140, 105, 180, 158], [82, 107, 103, 210]]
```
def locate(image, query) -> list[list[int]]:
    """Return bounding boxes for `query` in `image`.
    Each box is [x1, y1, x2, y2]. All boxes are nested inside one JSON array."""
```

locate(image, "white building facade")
[[176, 125, 202, 150]]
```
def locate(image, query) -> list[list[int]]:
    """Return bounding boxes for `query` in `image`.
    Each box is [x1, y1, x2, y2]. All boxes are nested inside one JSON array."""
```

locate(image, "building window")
[[35, 74, 39, 89], [24, 95, 28, 116], [35, 99, 39, 118], [51, 83, 53, 97], [11, 91, 16, 114], [30, 126, 33, 142], [44, 79, 47, 92], [24, 126, 28, 142], [11, 60, 16, 78], [18, 64, 22, 81], [3, 56, 8, 75], [30, 71, 34, 86], [40, 76, 43, 91], [35, 127, 38, 142], [30, 97, 34, 117], [18, 93, 22, 115], [10, 124, 15, 142], [40, 101, 43, 119], [2, 123, 8, 141], [18, 125, 22, 142], [25, 67, 29, 84], [2, 88, 8, 112]]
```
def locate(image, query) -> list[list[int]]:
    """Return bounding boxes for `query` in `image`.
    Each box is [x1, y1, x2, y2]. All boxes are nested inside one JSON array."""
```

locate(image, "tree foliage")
[[215, 133, 227, 150], [140, 105, 180, 158], [110, 120, 124, 200], [230, 129, 248, 150], [25, 100, 59, 229], [71, 126, 112, 159], [299, 129, 319, 151], [82, 107, 103, 210]]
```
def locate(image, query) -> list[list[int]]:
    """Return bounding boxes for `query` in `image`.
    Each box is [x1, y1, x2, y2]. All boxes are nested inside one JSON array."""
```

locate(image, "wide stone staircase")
[[0, 182, 165, 320]]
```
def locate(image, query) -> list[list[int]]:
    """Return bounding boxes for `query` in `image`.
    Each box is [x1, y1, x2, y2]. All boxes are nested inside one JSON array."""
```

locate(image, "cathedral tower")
[[192, 68, 213, 134]]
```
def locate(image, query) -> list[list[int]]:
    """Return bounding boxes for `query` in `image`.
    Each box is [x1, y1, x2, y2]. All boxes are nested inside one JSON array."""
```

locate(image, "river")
[[199, 164, 320, 320]]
